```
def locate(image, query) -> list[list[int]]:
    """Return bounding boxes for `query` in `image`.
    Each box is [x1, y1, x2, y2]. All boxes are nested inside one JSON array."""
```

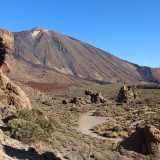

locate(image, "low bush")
[[42, 101, 52, 106], [17, 108, 33, 121], [70, 107, 81, 112], [114, 125, 123, 132], [8, 119, 44, 143], [6, 108, 58, 143], [36, 117, 55, 134]]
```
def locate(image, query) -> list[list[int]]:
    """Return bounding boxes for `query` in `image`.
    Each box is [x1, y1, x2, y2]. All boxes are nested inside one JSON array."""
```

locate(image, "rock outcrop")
[[120, 124, 160, 159], [0, 71, 31, 110], [84, 90, 106, 103], [144, 125, 160, 160], [0, 28, 31, 111], [70, 90, 106, 105], [0, 28, 14, 74], [117, 85, 138, 103]]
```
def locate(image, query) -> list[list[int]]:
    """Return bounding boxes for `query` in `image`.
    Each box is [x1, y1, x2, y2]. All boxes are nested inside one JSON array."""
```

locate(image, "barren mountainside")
[[13, 27, 160, 84]]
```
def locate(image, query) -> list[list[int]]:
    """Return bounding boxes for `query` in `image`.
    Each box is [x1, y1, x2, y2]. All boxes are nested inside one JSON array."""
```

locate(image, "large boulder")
[[117, 85, 138, 103], [144, 125, 160, 160], [0, 28, 31, 111]]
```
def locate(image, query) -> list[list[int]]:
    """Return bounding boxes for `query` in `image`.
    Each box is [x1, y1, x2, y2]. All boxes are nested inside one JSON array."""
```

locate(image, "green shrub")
[[8, 119, 44, 143], [114, 125, 123, 132], [36, 117, 55, 134], [70, 107, 81, 112], [36, 118, 48, 128], [17, 108, 33, 121], [42, 101, 52, 106], [32, 108, 44, 117], [49, 117, 61, 128]]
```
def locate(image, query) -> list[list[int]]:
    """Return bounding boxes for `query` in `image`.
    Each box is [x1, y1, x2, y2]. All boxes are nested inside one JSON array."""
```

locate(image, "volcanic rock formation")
[[84, 90, 106, 103], [0, 28, 14, 74], [70, 90, 106, 105], [120, 124, 160, 159], [0, 28, 31, 111], [144, 125, 160, 160], [117, 85, 138, 103]]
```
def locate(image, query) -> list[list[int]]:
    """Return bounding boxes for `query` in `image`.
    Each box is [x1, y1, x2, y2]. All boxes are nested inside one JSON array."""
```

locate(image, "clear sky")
[[1, 0, 160, 67]]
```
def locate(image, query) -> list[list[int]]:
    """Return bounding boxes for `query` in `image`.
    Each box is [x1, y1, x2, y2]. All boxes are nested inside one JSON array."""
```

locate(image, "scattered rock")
[[117, 85, 138, 103], [62, 100, 67, 105], [70, 97, 90, 105]]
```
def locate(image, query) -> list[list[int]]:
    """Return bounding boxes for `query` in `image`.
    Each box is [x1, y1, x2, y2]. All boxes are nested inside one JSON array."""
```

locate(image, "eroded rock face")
[[120, 124, 160, 159], [0, 71, 31, 110], [117, 85, 138, 103], [144, 125, 160, 160], [0, 28, 31, 111], [0, 28, 14, 74]]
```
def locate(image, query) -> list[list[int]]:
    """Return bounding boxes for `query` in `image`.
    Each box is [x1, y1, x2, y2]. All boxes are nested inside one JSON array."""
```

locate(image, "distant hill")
[[11, 27, 160, 84]]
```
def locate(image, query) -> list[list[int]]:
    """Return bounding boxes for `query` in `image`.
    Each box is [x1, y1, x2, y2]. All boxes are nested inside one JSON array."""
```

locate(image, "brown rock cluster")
[[84, 90, 106, 103], [117, 85, 138, 103], [70, 90, 106, 105], [0, 28, 31, 111]]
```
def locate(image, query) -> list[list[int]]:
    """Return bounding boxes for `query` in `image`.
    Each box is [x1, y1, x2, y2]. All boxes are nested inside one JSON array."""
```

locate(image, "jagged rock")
[[0, 28, 14, 74], [84, 90, 106, 104], [144, 125, 160, 160], [117, 85, 138, 103], [70, 90, 106, 105]]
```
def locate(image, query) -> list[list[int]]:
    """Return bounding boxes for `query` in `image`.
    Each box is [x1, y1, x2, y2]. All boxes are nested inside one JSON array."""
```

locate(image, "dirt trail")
[[78, 110, 122, 142]]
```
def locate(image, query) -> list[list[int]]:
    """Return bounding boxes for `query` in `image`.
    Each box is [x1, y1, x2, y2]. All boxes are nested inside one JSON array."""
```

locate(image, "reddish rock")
[[0, 28, 14, 74], [144, 125, 160, 160], [0, 28, 31, 110], [85, 90, 106, 104], [117, 85, 138, 103]]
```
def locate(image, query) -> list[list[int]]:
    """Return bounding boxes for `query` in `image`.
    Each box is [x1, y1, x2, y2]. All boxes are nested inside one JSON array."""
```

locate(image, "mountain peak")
[[32, 27, 44, 31]]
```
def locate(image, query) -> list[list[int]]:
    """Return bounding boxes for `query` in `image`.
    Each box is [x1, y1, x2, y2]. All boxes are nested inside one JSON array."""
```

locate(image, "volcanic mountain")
[[11, 27, 160, 85]]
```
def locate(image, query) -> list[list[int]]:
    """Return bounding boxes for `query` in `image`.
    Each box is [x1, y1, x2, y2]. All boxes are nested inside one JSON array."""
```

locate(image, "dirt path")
[[78, 110, 122, 142]]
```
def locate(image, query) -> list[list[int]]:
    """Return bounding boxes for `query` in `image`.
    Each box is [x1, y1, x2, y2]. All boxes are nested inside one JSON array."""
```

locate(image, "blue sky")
[[1, 0, 160, 67]]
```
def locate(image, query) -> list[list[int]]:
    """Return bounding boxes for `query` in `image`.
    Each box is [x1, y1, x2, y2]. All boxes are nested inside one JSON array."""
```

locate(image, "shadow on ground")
[[3, 145, 61, 160]]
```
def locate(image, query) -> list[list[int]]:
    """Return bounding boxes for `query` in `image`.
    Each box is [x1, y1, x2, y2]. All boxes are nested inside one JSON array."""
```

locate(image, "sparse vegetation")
[[6, 108, 58, 143], [3, 83, 159, 160], [16, 108, 33, 121]]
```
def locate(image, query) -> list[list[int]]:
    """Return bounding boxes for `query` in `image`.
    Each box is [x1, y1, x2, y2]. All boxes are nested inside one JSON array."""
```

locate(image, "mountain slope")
[[13, 27, 160, 84]]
